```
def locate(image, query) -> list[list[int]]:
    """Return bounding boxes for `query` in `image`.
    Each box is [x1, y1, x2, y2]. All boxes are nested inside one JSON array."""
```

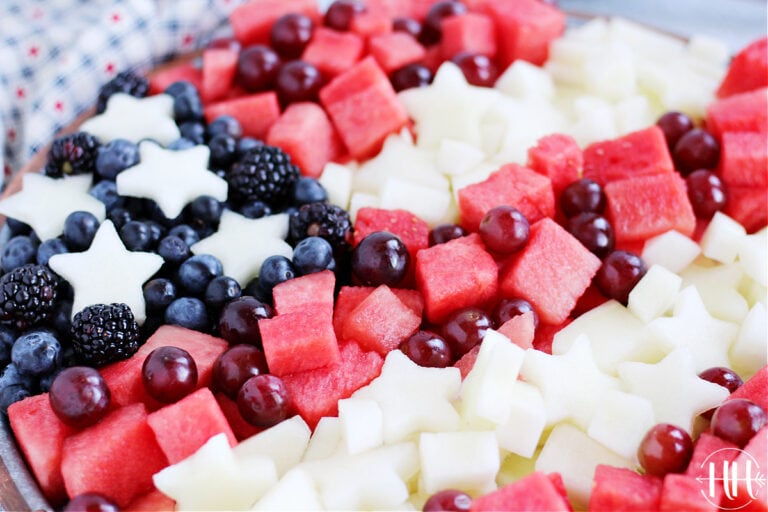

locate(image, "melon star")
[[79, 93, 180, 146], [116, 140, 228, 219], [47, 220, 164, 324]]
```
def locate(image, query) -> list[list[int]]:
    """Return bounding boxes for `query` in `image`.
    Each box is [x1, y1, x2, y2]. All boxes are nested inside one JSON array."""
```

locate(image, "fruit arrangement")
[[0, 0, 766, 510]]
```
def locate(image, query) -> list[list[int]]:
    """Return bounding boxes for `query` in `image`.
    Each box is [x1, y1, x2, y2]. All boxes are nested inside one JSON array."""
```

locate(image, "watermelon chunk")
[[319, 56, 409, 159], [281, 340, 384, 428], [723, 426, 768, 511], [147, 387, 237, 464], [718, 131, 768, 188], [440, 12, 497, 60], [368, 32, 428, 73], [706, 88, 768, 140], [201, 48, 238, 103], [684, 432, 740, 508], [61, 403, 168, 507], [215, 392, 263, 441], [148, 61, 202, 96], [470, 471, 571, 511], [499, 218, 601, 325], [352, 207, 430, 268], [527, 133, 582, 208], [582, 126, 674, 186], [533, 319, 571, 355], [659, 474, 717, 511], [727, 365, 768, 411], [717, 37, 768, 98], [723, 185, 768, 234], [604, 172, 696, 244], [589, 465, 663, 511], [125, 489, 176, 511], [204, 91, 281, 140], [496, 311, 536, 349], [229, 0, 321, 47], [415, 233, 499, 323], [333, 285, 424, 337], [454, 344, 481, 379], [457, 163, 555, 232], [271, 269, 336, 317], [302, 27, 365, 79], [7, 393, 77, 506]]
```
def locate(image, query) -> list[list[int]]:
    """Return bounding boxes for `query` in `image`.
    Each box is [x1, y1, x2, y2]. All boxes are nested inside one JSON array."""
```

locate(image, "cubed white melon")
[[587, 389, 655, 462], [582, 42, 637, 101], [436, 138, 486, 176], [642, 229, 701, 273], [450, 162, 498, 204], [234, 415, 310, 477], [614, 95, 653, 134], [418, 431, 500, 495], [379, 177, 453, 227], [489, 96, 568, 164], [348, 191, 381, 221], [338, 397, 384, 455], [729, 303, 768, 380], [252, 468, 323, 511], [627, 264, 682, 323], [494, 380, 546, 458], [680, 263, 749, 323], [495, 59, 556, 99], [699, 212, 747, 264], [737, 228, 768, 287], [303, 416, 343, 461], [496, 451, 538, 488], [569, 95, 617, 146], [318, 162, 353, 211]]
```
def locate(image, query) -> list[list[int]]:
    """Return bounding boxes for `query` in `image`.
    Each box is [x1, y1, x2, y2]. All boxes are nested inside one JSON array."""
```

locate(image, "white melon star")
[[0, 174, 105, 241], [79, 93, 180, 146], [190, 210, 293, 285], [116, 140, 228, 219], [47, 220, 163, 324], [617, 347, 730, 433]]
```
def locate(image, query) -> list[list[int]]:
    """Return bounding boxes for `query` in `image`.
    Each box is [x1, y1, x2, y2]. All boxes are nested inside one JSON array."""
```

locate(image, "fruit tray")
[[0, 1, 766, 511]]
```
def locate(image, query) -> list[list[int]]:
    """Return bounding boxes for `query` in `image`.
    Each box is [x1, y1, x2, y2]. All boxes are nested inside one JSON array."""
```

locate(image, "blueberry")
[[237, 137, 263, 156], [89, 180, 121, 210], [167, 138, 197, 151], [205, 275, 241, 311], [239, 200, 272, 219], [143, 278, 177, 312], [1, 235, 39, 272], [258, 255, 295, 297], [0, 325, 17, 366], [292, 177, 328, 206], [51, 300, 73, 337], [63, 211, 100, 251], [185, 196, 223, 230], [0, 363, 34, 390], [107, 206, 133, 230], [5, 217, 32, 237], [208, 133, 238, 169], [11, 329, 62, 377], [173, 91, 204, 123], [164, 297, 209, 331], [292, 236, 335, 275], [207, 115, 243, 140], [176, 254, 224, 295], [179, 121, 206, 144], [0, 367, 31, 414], [119, 220, 154, 251], [36, 238, 69, 266], [168, 224, 200, 246], [146, 220, 167, 245], [157, 235, 191, 265], [95, 138, 139, 180], [164, 81, 199, 100]]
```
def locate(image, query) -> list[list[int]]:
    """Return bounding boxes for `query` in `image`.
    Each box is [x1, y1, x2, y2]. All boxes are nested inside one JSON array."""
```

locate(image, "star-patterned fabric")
[[0, 0, 244, 187]]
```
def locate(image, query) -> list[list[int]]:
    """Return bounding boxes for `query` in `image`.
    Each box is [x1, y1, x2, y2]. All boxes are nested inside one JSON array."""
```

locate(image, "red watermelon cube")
[[723, 426, 768, 511], [470, 471, 571, 511], [454, 344, 480, 379], [497, 310, 536, 349], [272, 269, 336, 317], [457, 163, 555, 232], [229, 0, 320, 47], [125, 489, 177, 511], [201, 48, 238, 103], [659, 474, 717, 511], [684, 432, 739, 508], [415, 233, 499, 323], [717, 37, 768, 98], [604, 172, 696, 244], [353, 207, 430, 269], [301, 27, 365, 79], [728, 365, 768, 411], [349, 4, 393, 38], [215, 392, 263, 441], [319, 56, 409, 159], [589, 465, 663, 511], [204, 91, 281, 140], [706, 88, 768, 140], [440, 12, 497, 60], [340, 284, 422, 354], [527, 133, 582, 206], [281, 340, 384, 428], [61, 403, 168, 507], [148, 61, 203, 96], [333, 285, 424, 337], [718, 131, 768, 188], [499, 218, 601, 325], [147, 387, 237, 464], [368, 32, 428, 73], [533, 319, 571, 355], [724, 185, 768, 234]]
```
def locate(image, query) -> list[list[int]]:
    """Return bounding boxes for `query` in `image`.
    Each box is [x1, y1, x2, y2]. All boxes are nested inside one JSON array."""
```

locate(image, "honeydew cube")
[[680, 263, 749, 323], [686, 35, 729, 68], [353, 134, 445, 193], [494, 380, 546, 458], [379, 177, 453, 227], [338, 397, 384, 455], [496, 451, 538, 488], [607, 18, 686, 57], [419, 431, 500, 495], [587, 389, 655, 462], [699, 212, 747, 264], [569, 95, 617, 146], [535, 423, 632, 509], [642, 230, 701, 273], [729, 303, 768, 380], [490, 98, 568, 165], [252, 468, 323, 511], [737, 228, 768, 287], [318, 162, 353, 210], [582, 43, 637, 101], [234, 415, 310, 477], [303, 416, 342, 462], [436, 138, 486, 176], [450, 162, 498, 203], [495, 60, 556, 99], [627, 264, 682, 323], [348, 192, 380, 221], [614, 95, 653, 135]]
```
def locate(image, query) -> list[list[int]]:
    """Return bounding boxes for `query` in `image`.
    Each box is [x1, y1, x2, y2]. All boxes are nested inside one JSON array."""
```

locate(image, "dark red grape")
[[420, 1, 467, 45], [351, 231, 410, 287], [213, 344, 269, 399], [450, 52, 498, 87], [63, 492, 119, 512], [390, 63, 433, 92], [423, 489, 472, 511], [218, 296, 274, 347], [142, 346, 198, 403], [237, 45, 281, 92], [399, 331, 453, 368], [428, 224, 467, 246], [270, 13, 314, 59], [237, 374, 291, 428], [491, 297, 539, 330], [673, 128, 720, 175], [275, 60, 323, 105], [323, 0, 366, 31], [393, 16, 422, 38], [711, 398, 767, 448], [656, 111, 694, 150], [686, 169, 727, 219], [595, 250, 647, 304], [566, 213, 615, 259], [478, 205, 530, 254], [560, 178, 606, 217], [441, 307, 491, 358], [49, 366, 111, 429], [698, 367, 744, 420], [638, 423, 693, 477]]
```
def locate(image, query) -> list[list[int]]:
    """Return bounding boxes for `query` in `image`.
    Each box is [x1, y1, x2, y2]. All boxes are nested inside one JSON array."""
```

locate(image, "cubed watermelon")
[[706, 88, 768, 140], [470, 471, 571, 511], [229, 0, 321, 47], [723, 426, 768, 511], [496, 310, 536, 349], [440, 12, 497, 60], [727, 365, 768, 411], [368, 32, 428, 73], [415, 233, 499, 323], [717, 37, 768, 98], [215, 392, 263, 442], [589, 465, 663, 511], [281, 340, 384, 428], [454, 344, 481, 379], [302, 27, 365, 79], [340, 284, 422, 354], [457, 163, 555, 232], [533, 319, 572, 355], [204, 91, 281, 140], [659, 474, 717, 511], [333, 285, 424, 337], [723, 185, 768, 234], [499, 218, 601, 325], [604, 172, 696, 244], [353, 207, 430, 267], [684, 432, 740, 508], [582, 126, 674, 186], [148, 61, 202, 96], [271, 269, 336, 317], [527, 133, 582, 207], [201, 48, 238, 103], [146, 387, 237, 464], [319, 56, 409, 159], [125, 489, 177, 511], [349, 3, 393, 38], [718, 131, 768, 188], [61, 403, 168, 507]]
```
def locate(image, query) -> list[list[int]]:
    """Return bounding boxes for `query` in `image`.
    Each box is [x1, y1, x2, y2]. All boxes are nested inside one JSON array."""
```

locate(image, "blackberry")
[[227, 145, 300, 207], [70, 303, 140, 367], [96, 70, 149, 113], [288, 202, 353, 252], [44, 132, 101, 177], [0, 264, 59, 331]]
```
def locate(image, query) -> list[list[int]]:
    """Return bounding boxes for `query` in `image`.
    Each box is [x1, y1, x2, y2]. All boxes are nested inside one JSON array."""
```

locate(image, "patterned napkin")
[[0, 0, 245, 189]]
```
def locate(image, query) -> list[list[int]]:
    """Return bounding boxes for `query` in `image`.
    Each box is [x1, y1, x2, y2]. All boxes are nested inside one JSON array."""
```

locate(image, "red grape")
[[142, 346, 198, 404], [686, 169, 727, 219], [270, 13, 314, 59], [420, 1, 467, 45], [428, 224, 467, 246], [399, 331, 453, 368], [637, 423, 693, 477], [218, 296, 274, 347], [560, 178, 606, 217], [566, 213, 615, 259], [237, 374, 291, 428], [63, 492, 119, 512], [673, 128, 720, 175], [49, 366, 111, 429], [423, 489, 472, 511], [237, 45, 281, 92], [390, 63, 433, 92], [213, 344, 269, 399], [323, 0, 366, 31], [478, 205, 530, 254], [491, 297, 539, 330], [442, 307, 491, 358], [351, 231, 410, 287], [392, 16, 422, 38], [275, 60, 323, 105], [656, 111, 694, 150], [595, 250, 647, 304], [450, 52, 498, 87], [711, 398, 767, 448], [698, 367, 744, 420]]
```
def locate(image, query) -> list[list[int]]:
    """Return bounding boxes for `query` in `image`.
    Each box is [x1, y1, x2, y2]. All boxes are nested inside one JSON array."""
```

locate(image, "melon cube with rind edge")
[[699, 211, 747, 264], [641, 229, 701, 274], [318, 161, 353, 211], [729, 303, 768, 380], [338, 397, 384, 455], [233, 415, 311, 477], [252, 468, 324, 511], [627, 264, 682, 323], [418, 430, 500, 495], [587, 389, 655, 462], [494, 380, 547, 458]]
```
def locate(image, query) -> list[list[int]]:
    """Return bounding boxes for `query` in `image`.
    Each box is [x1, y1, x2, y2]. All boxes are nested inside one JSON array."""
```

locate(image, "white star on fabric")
[[190, 210, 293, 285], [617, 347, 730, 433], [79, 93, 180, 146], [0, 174, 105, 241], [48, 220, 164, 324], [116, 140, 228, 219]]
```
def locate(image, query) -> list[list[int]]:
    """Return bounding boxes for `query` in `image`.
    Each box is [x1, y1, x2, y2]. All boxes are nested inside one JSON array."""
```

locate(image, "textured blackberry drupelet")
[[70, 303, 141, 367], [44, 132, 101, 177], [289, 202, 353, 252], [0, 264, 59, 331], [227, 145, 300, 207], [96, 70, 150, 113]]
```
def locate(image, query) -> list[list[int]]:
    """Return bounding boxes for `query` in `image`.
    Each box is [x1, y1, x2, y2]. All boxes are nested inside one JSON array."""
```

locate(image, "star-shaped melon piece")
[[189, 210, 293, 286], [116, 141, 228, 219], [48, 220, 163, 324], [79, 93, 180, 146], [0, 174, 105, 241]]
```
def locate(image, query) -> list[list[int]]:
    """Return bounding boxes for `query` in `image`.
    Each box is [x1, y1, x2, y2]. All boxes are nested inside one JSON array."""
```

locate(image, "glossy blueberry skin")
[[257, 255, 296, 297], [292, 236, 335, 275], [166, 83, 203, 123], [238, 200, 272, 219], [164, 297, 209, 331], [205, 276, 242, 311], [62, 211, 100, 251], [89, 180, 121, 211], [1, 235, 38, 272], [208, 134, 239, 169], [95, 138, 139, 180], [5, 218, 32, 237], [185, 196, 224, 230], [292, 177, 328, 205], [157, 235, 191, 265], [207, 115, 243, 140], [0, 325, 17, 366], [143, 278, 178, 312], [0, 377, 31, 415], [176, 254, 224, 295], [119, 220, 154, 252], [237, 137, 263, 156], [168, 224, 200, 247], [11, 329, 62, 377], [167, 138, 196, 151], [36, 238, 69, 266], [179, 121, 206, 145]]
